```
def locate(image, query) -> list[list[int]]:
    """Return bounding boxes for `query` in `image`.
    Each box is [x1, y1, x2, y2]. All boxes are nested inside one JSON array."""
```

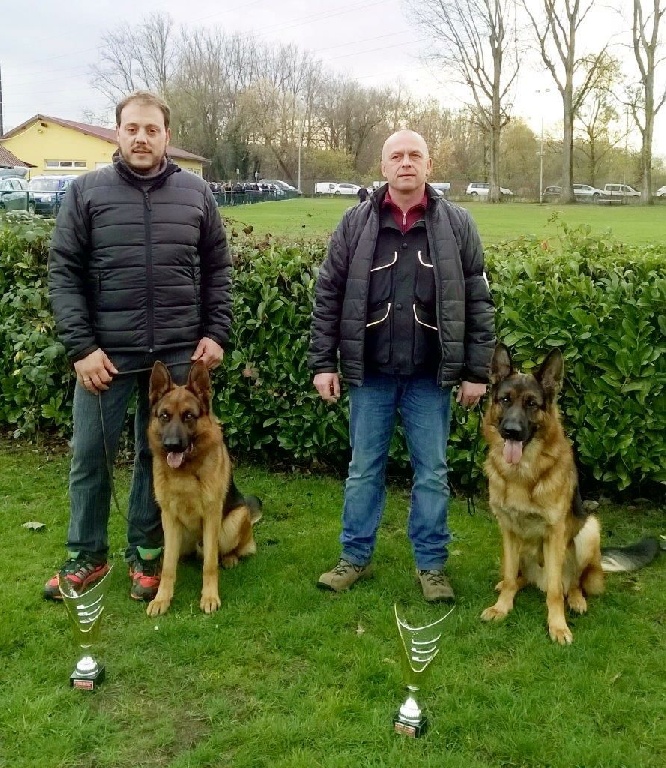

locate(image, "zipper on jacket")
[[143, 191, 155, 351]]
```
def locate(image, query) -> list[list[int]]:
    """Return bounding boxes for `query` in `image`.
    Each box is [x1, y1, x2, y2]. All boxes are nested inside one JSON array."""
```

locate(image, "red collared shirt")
[[382, 190, 428, 234]]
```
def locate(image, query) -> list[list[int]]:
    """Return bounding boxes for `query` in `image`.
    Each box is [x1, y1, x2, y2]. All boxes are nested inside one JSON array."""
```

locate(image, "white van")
[[314, 182, 361, 196]]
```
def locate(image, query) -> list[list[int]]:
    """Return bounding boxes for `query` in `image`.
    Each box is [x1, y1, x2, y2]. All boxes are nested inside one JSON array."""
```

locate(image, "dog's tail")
[[601, 537, 660, 572], [245, 495, 263, 525]]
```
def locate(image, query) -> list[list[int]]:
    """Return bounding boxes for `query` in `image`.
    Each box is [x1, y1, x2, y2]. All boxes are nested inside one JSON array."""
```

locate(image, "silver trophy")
[[393, 603, 454, 737], [59, 566, 113, 690]]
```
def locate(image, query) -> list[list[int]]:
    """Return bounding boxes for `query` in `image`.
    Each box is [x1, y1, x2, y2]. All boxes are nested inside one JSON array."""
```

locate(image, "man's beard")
[[121, 146, 166, 175]]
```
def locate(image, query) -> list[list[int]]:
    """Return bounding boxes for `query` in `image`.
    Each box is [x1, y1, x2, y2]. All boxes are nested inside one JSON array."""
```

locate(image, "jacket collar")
[[372, 182, 440, 211], [112, 150, 180, 190]]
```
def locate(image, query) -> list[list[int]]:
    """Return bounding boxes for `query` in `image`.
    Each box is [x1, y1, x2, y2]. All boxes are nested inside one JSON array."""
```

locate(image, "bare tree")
[[521, 0, 609, 203], [629, 0, 666, 202], [169, 30, 257, 180], [89, 13, 177, 105], [574, 53, 623, 185], [408, 0, 520, 202]]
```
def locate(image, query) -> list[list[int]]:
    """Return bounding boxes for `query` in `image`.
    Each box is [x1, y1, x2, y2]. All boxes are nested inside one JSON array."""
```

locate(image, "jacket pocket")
[[413, 302, 439, 366], [367, 250, 397, 309], [364, 302, 392, 365], [414, 249, 436, 308]]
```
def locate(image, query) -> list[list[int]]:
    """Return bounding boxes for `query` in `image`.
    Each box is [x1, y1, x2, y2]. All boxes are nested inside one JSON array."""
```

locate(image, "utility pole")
[[0, 64, 4, 137]]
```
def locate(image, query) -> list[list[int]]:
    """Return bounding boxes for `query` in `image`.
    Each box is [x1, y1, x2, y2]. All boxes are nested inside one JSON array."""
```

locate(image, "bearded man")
[[45, 91, 231, 603]]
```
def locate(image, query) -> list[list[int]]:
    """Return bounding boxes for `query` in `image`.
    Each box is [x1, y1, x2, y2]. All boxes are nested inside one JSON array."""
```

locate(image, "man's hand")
[[456, 381, 486, 408], [191, 337, 224, 369], [74, 349, 118, 393], [313, 372, 340, 403]]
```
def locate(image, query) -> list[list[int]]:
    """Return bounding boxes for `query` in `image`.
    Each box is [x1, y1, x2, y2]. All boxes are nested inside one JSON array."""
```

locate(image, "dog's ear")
[[149, 361, 173, 409], [536, 349, 564, 402], [187, 360, 212, 414], [490, 343, 513, 385]]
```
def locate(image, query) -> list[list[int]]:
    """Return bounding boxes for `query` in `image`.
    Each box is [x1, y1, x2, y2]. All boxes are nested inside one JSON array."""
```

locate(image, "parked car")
[[572, 183, 604, 201], [654, 186, 666, 197], [429, 182, 451, 198], [0, 177, 35, 213], [542, 185, 562, 201], [465, 181, 513, 197], [0, 167, 29, 181], [603, 183, 640, 198], [258, 179, 302, 195], [27, 175, 77, 215], [314, 182, 361, 196]]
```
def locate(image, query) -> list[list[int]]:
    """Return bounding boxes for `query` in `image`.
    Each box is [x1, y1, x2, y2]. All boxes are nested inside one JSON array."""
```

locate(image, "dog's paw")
[[200, 593, 221, 614], [481, 605, 509, 622], [146, 598, 171, 617], [548, 622, 573, 645], [567, 590, 587, 614], [221, 553, 239, 569]]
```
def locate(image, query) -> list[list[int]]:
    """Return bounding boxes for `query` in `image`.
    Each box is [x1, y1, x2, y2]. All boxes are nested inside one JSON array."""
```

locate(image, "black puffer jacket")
[[308, 184, 495, 387], [48, 155, 231, 362]]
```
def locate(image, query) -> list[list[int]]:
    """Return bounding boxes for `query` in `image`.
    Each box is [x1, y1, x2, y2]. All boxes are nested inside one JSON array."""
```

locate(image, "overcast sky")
[[1, 0, 663, 160]]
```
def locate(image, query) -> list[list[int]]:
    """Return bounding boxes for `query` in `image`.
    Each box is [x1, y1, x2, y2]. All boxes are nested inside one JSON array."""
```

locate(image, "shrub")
[[0, 213, 663, 492], [485, 217, 666, 489], [0, 214, 70, 436]]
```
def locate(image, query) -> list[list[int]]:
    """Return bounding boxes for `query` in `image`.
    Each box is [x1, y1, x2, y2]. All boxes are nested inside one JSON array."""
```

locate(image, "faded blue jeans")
[[340, 373, 453, 571], [66, 351, 192, 561]]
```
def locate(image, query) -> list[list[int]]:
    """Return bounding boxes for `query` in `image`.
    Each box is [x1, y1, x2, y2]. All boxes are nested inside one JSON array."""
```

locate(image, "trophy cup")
[[59, 566, 113, 690], [393, 603, 454, 737]]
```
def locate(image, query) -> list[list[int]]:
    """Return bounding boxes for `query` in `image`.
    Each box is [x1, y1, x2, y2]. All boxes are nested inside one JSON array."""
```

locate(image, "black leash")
[[96, 365, 163, 545], [456, 395, 486, 515]]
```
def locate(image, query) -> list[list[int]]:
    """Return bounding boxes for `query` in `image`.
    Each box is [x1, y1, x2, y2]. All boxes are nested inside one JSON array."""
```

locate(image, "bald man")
[[308, 129, 495, 602]]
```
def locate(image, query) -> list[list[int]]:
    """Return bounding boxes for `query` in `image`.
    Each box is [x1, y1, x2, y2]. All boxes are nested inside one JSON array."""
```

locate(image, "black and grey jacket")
[[48, 154, 231, 362], [308, 184, 495, 387]]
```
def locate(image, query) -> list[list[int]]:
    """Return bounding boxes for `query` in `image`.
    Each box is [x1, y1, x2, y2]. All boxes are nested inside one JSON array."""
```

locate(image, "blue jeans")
[[341, 373, 452, 571], [66, 351, 192, 560]]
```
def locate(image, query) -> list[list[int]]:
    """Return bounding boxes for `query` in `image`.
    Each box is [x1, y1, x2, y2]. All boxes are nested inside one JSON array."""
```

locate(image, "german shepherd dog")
[[146, 360, 262, 617], [481, 344, 658, 644]]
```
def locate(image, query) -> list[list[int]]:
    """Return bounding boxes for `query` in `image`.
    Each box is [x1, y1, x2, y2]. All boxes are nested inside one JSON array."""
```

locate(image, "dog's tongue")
[[167, 452, 185, 469], [503, 440, 523, 465]]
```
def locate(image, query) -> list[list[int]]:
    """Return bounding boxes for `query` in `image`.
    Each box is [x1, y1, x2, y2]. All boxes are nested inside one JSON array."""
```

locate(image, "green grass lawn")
[[222, 198, 666, 246], [2, 443, 664, 768]]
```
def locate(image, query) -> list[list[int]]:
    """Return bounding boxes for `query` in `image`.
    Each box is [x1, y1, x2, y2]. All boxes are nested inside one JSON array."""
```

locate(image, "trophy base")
[[393, 713, 427, 738], [70, 664, 105, 691]]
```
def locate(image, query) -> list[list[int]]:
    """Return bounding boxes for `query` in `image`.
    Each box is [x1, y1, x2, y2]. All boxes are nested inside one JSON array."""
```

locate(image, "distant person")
[[45, 90, 231, 603], [357, 186, 370, 203], [309, 129, 495, 603]]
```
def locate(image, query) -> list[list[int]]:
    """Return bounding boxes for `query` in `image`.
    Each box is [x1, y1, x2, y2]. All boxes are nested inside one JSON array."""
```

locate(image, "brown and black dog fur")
[[481, 344, 658, 644], [146, 360, 261, 617]]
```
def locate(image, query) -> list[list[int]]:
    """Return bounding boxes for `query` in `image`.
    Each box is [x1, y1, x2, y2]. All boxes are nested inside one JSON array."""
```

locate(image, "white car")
[[465, 181, 513, 197], [604, 183, 640, 198], [314, 182, 361, 196], [655, 186, 666, 197], [429, 182, 451, 198], [259, 179, 301, 195], [572, 183, 604, 200]]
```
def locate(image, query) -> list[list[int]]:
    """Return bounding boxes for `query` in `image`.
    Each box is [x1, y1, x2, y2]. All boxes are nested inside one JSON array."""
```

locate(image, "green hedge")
[[1, 212, 664, 492]]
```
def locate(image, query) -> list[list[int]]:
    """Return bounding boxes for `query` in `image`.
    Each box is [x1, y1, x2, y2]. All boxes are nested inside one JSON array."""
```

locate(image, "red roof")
[[1, 114, 207, 162], [0, 144, 34, 168]]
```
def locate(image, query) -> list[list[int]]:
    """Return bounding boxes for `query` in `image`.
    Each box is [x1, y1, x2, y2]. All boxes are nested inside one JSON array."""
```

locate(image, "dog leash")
[[456, 395, 486, 516], [96, 365, 164, 546]]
